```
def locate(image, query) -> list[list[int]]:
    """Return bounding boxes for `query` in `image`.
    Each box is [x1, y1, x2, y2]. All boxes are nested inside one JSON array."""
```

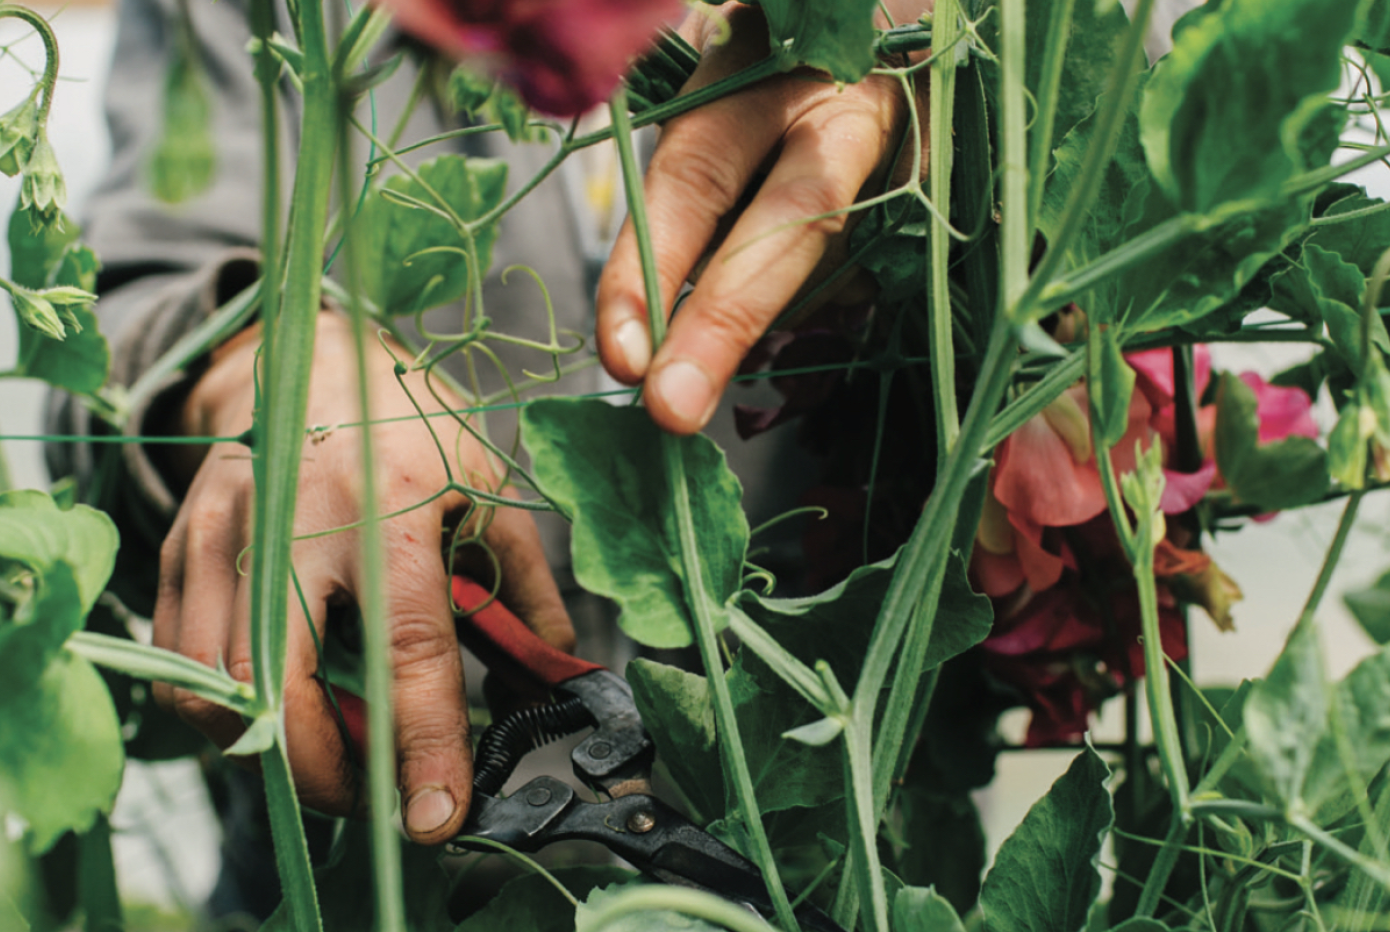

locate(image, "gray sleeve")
[[46, 0, 277, 604]]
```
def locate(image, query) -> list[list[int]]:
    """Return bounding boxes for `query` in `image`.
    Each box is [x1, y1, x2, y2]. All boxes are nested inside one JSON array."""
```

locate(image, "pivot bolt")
[[525, 786, 553, 807], [588, 741, 612, 760], [626, 810, 656, 834]]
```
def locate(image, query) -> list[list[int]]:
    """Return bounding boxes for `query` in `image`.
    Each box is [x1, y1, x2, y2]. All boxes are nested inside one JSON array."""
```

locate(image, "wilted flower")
[[0, 92, 39, 177], [381, 0, 685, 115], [19, 129, 66, 228]]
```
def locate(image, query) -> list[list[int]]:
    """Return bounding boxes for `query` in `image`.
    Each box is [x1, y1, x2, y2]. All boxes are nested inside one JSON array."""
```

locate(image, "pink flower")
[[1128, 348, 1318, 513], [381, 0, 684, 115]]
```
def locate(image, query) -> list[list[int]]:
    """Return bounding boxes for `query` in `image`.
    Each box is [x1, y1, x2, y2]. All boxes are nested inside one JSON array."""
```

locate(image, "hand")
[[152, 311, 574, 844], [595, 2, 930, 435]]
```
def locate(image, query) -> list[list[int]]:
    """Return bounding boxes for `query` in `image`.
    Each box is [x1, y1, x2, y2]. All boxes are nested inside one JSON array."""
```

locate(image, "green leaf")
[[1303, 645, 1390, 815], [978, 746, 1112, 932], [1139, 0, 1357, 213], [782, 716, 844, 747], [1089, 326, 1135, 449], [0, 648, 123, 854], [1327, 402, 1370, 490], [1109, 922, 1170, 932], [628, 659, 723, 824], [1299, 244, 1390, 376], [17, 300, 109, 395], [980, 0, 1132, 152], [260, 821, 454, 932], [456, 867, 636, 932], [7, 199, 79, 290], [756, 0, 878, 82], [0, 560, 86, 703], [1212, 372, 1329, 511], [355, 154, 508, 317], [522, 399, 747, 648], [575, 880, 724, 932], [626, 655, 845, 823], [738, 551, 992, 692], [1243, 618, 1327, 806], [149, 49, 216, 204], [1344, 571, 1390, 645], [893, 885, 967, 932], [1357, 0, 1390, 53], [0, 491, 118, 613]]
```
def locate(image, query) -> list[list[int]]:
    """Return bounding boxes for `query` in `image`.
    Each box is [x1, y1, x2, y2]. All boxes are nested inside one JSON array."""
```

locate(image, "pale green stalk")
[[928, 0, 961, 460], [609, 88, 795, 930]]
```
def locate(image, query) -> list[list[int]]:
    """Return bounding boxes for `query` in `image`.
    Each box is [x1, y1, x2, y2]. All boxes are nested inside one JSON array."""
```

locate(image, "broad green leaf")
[[980, 0, 1133, 156], [456, 867, 636, 932], [260, 821, 454, 932], [1110, 922, 1170, 932], [1140, 0, 1356, 213], [892, 786, 986, 916], [893, 884, 967, 932], [575, 880, 723, 932], [1358, 0, 1390, 53], [628, 659, 723, 824], [17, 300, 109, 395], [0, 648, 123, 854], [1212, 372, 1329, 511], [978, 746, 1112, 932], [627, 655, 845, 821], [738, 551, 991, 692], [1243, 618, 1326, 806], [355, 154, 508, 317], [757, 0, 878, 82], [1298, 244, 1390, 376], [522, 398, 747, 648], [0, 491, 118, 612], [850, 195, 927, 305], [1304, 646, 1390, 816], [0, 560, 85, 703], [1298, 188, 1390, 279], [1344, 570, 1390, 645], [6, 199, 79, 290]]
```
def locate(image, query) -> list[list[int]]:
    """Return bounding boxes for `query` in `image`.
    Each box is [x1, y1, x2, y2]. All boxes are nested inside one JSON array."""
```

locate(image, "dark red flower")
[[381, 0, 684, 115]]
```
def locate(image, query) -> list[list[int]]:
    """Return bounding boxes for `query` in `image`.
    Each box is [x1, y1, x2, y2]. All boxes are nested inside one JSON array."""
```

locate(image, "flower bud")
[[9, 287, 66, 341], [0, 93, 39, 177], [19, 129, 67, 228]]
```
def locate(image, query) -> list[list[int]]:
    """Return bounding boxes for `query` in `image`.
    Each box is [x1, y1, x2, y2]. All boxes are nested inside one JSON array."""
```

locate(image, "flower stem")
[[0, 5, 59, 124], [928, 0, 961, 459]]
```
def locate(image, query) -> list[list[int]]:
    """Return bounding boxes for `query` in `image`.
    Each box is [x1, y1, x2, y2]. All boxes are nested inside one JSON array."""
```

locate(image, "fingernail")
[[653, 360, 717, 431], [405, 787, 455, 836], [615, 318, 652, 375]]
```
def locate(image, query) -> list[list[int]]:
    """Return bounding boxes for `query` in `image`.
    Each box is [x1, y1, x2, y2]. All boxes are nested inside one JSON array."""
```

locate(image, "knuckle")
[[226, 658, 255, 685], [654, 143, 746, 216], [389, 611, 458, 674], [762, 176, 849, 238], [171, 687, 218, 726]]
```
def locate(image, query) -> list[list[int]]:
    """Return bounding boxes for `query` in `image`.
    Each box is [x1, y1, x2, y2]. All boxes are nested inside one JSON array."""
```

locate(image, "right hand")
[[152, 310, 575, 844]]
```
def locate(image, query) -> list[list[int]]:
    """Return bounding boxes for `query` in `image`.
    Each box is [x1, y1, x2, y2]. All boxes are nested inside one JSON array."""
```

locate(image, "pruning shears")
[[335, 576, 845, 932]]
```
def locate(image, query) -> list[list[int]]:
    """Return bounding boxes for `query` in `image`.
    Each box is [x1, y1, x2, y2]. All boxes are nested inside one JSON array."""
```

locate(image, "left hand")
[[595, 1, 931, 435]]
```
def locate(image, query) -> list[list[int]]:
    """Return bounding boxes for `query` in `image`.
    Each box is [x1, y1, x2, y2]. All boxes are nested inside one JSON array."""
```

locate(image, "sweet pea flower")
[[380, 0, 684, 115], [1127, 347, 1318, 513]]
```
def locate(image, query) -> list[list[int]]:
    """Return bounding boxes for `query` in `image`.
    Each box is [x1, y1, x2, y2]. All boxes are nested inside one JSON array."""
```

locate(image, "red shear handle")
[[325, 577, 599, 758], [451, 576, 600, 690]]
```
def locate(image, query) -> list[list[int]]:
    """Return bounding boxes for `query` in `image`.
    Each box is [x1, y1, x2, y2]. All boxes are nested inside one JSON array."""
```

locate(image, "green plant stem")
[[583, 885, 775, 932], [928, 0, 961, 460], [1301, 491, 1364, 624], [1026, 0, 1076, 235], [246, 0, 336, 922], [1288, 813, 1390, 890], [843, 717, 889, 932], [609, 84, 794, 931], [68, 631, 257, 712], [337, 83, 405, 932], [1135, 816, 1187, 918], [1012, 0, 1155, 321], [0, 5, 59, 124], [1137, 543, 1192, 818]]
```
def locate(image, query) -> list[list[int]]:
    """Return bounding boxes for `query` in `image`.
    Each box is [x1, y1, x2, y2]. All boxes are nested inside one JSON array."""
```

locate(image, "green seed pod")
[[19, 129, 67, 228], [0, 93, 40, 177]]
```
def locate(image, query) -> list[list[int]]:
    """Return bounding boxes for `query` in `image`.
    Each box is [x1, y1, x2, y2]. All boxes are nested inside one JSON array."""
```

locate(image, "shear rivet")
[[626, 810, 656, 834], [589, 741, 612, 760], [526, 786, 553, 807]]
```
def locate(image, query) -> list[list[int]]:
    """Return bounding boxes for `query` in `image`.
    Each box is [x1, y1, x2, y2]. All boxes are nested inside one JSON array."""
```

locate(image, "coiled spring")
[[471, 696, 594, 797]]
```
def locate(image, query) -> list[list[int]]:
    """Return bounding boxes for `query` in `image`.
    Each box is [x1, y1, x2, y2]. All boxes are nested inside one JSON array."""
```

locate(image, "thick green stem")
[[247, 0, 336, 923], [1135, 816, 1187, 917], [1137, 549, 1191, 819], [337, 84, 406, 932], [844, 718, 889, 932], [928, 0, 960, 459], [1026, 0, 1076, 234], [610, 84, 794, 930]]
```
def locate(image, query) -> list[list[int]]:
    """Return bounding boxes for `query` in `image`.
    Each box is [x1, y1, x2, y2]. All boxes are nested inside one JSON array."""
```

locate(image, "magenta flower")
[[380, 0, 685, 115]]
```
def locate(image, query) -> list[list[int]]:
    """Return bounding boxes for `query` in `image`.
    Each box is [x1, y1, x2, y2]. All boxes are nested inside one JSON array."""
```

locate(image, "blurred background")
[[3, 0, 1390, 925]]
